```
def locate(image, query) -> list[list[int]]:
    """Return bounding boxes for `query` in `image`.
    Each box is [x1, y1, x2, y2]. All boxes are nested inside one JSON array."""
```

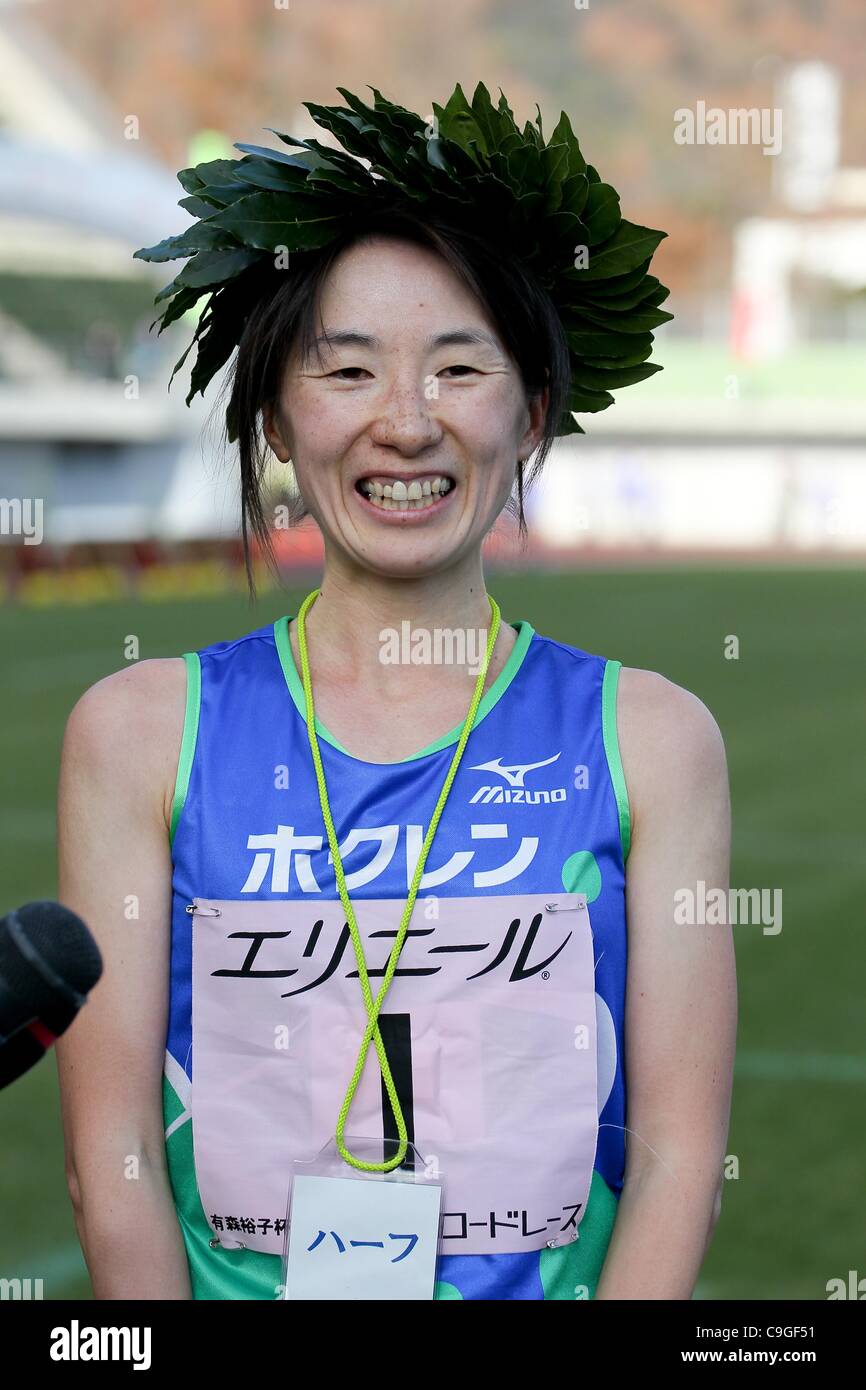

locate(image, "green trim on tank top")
[[169, 651, 201, 849], [273, 613, 535, 765], [601, 658, 631, 863]]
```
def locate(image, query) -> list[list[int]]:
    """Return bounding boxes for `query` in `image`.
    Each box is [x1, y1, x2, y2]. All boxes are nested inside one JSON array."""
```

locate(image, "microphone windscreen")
[[0, 902, 103, 1018]]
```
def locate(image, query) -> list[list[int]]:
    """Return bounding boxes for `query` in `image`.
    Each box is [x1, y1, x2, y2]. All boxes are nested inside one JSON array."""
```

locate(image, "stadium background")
[[1, 0, 864, 1299]]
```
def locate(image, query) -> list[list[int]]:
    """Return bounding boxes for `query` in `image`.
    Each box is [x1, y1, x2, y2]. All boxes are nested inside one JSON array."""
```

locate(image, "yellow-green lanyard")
[[296, 586, 501, 1173]]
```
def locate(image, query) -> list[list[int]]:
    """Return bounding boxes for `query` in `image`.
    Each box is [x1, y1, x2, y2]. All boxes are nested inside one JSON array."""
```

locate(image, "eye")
[[440, 364, 478, 377], [328, 367, 371, 380]]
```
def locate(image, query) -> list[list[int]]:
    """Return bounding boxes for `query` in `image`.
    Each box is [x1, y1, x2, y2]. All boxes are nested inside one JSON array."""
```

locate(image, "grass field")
[[1, 567, 864, 1300]]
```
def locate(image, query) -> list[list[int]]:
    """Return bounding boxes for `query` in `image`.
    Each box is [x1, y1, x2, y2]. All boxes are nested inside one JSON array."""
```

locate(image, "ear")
[[519, 383, 550, 457], [263, 401, 291, 462]]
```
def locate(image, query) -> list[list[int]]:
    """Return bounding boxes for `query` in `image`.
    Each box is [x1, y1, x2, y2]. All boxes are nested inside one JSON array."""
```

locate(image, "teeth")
[[358, 474, 453, 512]]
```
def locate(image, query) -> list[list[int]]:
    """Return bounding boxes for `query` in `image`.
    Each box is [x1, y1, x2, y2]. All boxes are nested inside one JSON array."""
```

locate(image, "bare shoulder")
[[61, 657, 189, 835], [614, 666, 729, 833]]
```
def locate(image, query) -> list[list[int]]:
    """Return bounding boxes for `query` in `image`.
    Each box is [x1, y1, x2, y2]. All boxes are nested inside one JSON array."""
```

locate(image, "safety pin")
[[544, 900, 586, 912], [186, 902, 222, 917], [209, 1236, 246, 1251]]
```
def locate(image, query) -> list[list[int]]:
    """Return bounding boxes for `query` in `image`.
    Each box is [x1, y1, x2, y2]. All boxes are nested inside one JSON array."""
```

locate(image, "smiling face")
[[263, 234, 548, 579]]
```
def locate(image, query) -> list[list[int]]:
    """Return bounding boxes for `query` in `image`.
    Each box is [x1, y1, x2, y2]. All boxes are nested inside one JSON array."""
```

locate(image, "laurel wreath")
[[134, 81, 673, 442]]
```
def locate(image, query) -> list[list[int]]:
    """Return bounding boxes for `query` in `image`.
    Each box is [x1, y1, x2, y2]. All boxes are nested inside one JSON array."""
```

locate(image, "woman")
[[56, 85, 735, 1301]]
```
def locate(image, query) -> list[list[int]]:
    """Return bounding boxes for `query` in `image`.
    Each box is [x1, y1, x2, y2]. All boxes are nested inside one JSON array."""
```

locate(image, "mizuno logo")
[[467, 753, 568, 805], [468, 753, 561, 788]]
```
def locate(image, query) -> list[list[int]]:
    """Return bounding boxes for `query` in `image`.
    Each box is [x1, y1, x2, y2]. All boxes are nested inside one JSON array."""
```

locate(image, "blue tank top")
[[164, 610, 630, 1300]]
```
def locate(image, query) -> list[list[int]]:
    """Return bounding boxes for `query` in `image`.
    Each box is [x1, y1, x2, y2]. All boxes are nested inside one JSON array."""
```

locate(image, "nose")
[[368, 370, 443, 455]]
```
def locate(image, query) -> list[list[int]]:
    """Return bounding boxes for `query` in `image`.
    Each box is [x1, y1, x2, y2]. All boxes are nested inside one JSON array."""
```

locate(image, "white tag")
[[284, 1173, 442, 1300]]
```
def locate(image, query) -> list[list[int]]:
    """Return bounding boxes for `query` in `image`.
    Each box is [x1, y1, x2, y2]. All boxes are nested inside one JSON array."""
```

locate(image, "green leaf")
[[571, 361, 663, 390], [497, 87, 517, 123], [538, 141, 570, 211], [576, 303, 674, 332], [187, 273, 263, 405], [154, 276, 182, 304], [352, 87, 427, 151], [368, 86, 429, 140], [193, 180, 259, 209], [233, 160, 311, 194], [207, 192, 346, 253], [556, 411, 587, 436], [302, 101, 383, 165], [580, 342, 655, 368], [187, 158, 240, 186], [549, 111, 587, 178], [167, 294, 215, 385], [632, 306, 675, 330], [178, 194, 218, 219], [433, 83, 485, 163], [176, 167, 206, 195], [151, 285, 202, 331], [266, 131, 373, 181], [558, 172, 590, 221], [582, 182, 621, 245], [640, 283, 671, 308], [426, 131, 485, 183], [425, 138, 450, 174], [513, 189, 546, 220], [133, 219, 240, 263], [569, 222, 667, 281], [462, 168, 517, 207], [583, 274, 662, 310], [564, 325, 655, 356], [260, 129, 308, 149], [177, 247, 261, 288], [306, 165, 377, 197], [566, 384, 615, 412], [572, 259, 653, 296], [507, 143, 546, 194], [135, 239, 180, 264], [233, 141, 313, 168], [470, 81, 508, 156], [186, 319, 236, 403], [542, 208, 586, 256]]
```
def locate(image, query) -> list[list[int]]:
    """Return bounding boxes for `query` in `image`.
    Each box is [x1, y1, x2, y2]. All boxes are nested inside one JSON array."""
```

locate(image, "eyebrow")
[[308, 327, 504, 355]]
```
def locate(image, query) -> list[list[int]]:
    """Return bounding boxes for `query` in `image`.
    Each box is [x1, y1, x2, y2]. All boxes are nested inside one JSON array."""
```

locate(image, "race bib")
[[189, 892, 598, 1257]]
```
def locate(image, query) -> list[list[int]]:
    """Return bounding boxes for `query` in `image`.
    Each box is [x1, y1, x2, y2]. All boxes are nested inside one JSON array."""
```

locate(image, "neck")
[[293, 550, 507, 691]]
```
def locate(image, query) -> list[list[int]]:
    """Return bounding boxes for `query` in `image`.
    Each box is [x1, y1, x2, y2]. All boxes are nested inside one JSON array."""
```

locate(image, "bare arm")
[[595, 668, 736, 1300], [55, 657, 192, 1299]]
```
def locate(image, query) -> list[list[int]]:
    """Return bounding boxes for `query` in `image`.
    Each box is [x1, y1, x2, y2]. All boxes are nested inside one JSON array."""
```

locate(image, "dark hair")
[[221, 205, 571, 598]]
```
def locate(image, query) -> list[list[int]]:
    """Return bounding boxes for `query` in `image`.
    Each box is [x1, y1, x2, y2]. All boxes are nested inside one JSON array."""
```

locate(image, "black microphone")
[[0, 901, 103, 1090]]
